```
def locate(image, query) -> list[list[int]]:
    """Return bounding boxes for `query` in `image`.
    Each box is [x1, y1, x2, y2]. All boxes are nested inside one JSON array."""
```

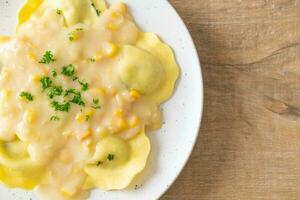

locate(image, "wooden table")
[[162, 0, 300, 199]]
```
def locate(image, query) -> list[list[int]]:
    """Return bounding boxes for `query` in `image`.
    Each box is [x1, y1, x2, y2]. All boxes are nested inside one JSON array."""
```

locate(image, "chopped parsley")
[[64, 88, 79, 96], [91, 3, 101, 16], [76, 28, 83, 31], [85, 115, 90, 121], [107, 154, 114, 161], [96, 161, 103, 166], [70, 93, 85, 106], [50, 115, 60, 121], [61, 64, 75, 77], [93, 99, 99, 104], [56, 9, 62, 15], [39, 51, 55, 64], [47, 86, 63, 99], [52, 70, 57, 77], [19, 91, 34, 101], [88, 57, 96, 62], [72, 76, 78, 81], [51, 101, 70, 112], [92, 98, 101, 109], [78, 80, 89, 91], [40, 76, 52, 90]]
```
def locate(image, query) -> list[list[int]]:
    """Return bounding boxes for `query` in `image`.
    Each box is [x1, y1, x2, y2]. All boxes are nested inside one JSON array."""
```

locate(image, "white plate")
[[0, 0, 203, 199]]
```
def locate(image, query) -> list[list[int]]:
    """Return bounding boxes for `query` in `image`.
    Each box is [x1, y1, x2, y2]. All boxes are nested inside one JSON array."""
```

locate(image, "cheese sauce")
[[0, 1, 179, 200]]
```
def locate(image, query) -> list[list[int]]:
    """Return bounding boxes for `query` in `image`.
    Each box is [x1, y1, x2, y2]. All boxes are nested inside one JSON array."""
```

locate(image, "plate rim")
[[158, 0, 204, 198]]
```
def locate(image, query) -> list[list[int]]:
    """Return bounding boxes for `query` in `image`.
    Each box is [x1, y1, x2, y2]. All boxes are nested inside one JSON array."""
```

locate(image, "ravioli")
[[0, 0, 179, 199]]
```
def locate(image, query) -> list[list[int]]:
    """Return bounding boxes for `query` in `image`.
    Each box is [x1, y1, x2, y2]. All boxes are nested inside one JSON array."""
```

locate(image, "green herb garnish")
[[64, 88, 79, 97], [50, 115, 60, 121], [70, 93, 85, 106], [88, 58, 96, 62], [40, 76, 52, 90], [92, 98, 101, 109], [85, 115, 90, 121], [47, 86, 63, 99], [19, 91, 34, 101], [72, 76, 78, 81], [56, 9, 62, 15], [39, 51, 55, 64], [51, 101, 70, 112], [78, 80, 89, 91], [91, 3, 101, 16], [52, 70, 57, 77], [61, 64, 75, 77], [107, 154, 114, 161], [96, 161, 103, 166]]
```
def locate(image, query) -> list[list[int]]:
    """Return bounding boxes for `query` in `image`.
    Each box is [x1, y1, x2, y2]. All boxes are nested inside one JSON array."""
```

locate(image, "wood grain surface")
[[162, 0, 300, 199]]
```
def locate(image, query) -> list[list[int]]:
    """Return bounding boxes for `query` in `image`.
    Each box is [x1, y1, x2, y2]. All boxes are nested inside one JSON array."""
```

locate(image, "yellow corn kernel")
[[27, 52, 37, 61], [25, 109, 36, 123], [95, 50, 103, 61], [94, 88, 106, 96], [111, 11, 118, 18], [129, 115, 140, 127], [31, 75, 40, 83], [76, 113, 85, 123], [68, 31, 79, 41], [86, 108, 94, 117], [1, 89, 10, 100], [106, 42, 118, 57], [79, 129, 92, 141], [114, 110, 124, 117], [118, 118, 127, 131], [130, 89, 141, 101], [61, 189, 76, 197], [1, 68, 10, 79], [0, 36, 10, 43], [106, 23, 117, 31]]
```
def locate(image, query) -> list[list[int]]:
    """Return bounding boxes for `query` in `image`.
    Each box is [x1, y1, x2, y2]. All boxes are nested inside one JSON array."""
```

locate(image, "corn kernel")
[[106, 23, 117, 31], [0, 36, 10, 43], [1, 89, 10, 100], [106, 42, 118, 57], [76, 113, 85, 123], [61, 189, 76, 197], [111, 12, 118, 18], [27, 52, 37, 62], [130, 89, 141, 101], [79, 129, 92, 141], [129, 115, 140, 127], [25, 109, 36, 123], [118, 118, 127, 131], [94, 88, 106, 96], [94, 50, 103, 61], [31, 75, 40, 83], [68, 32, 79, 41], [114, 110, 124, 117], [86, 108, 94, 117]]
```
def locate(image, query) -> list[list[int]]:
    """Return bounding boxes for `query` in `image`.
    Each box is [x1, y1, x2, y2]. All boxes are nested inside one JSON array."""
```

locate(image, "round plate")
[[0, 0, 203, 199]]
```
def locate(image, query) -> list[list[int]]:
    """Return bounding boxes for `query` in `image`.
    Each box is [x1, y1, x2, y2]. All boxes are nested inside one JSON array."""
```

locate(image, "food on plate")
[[0, 0, 179, 199]]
